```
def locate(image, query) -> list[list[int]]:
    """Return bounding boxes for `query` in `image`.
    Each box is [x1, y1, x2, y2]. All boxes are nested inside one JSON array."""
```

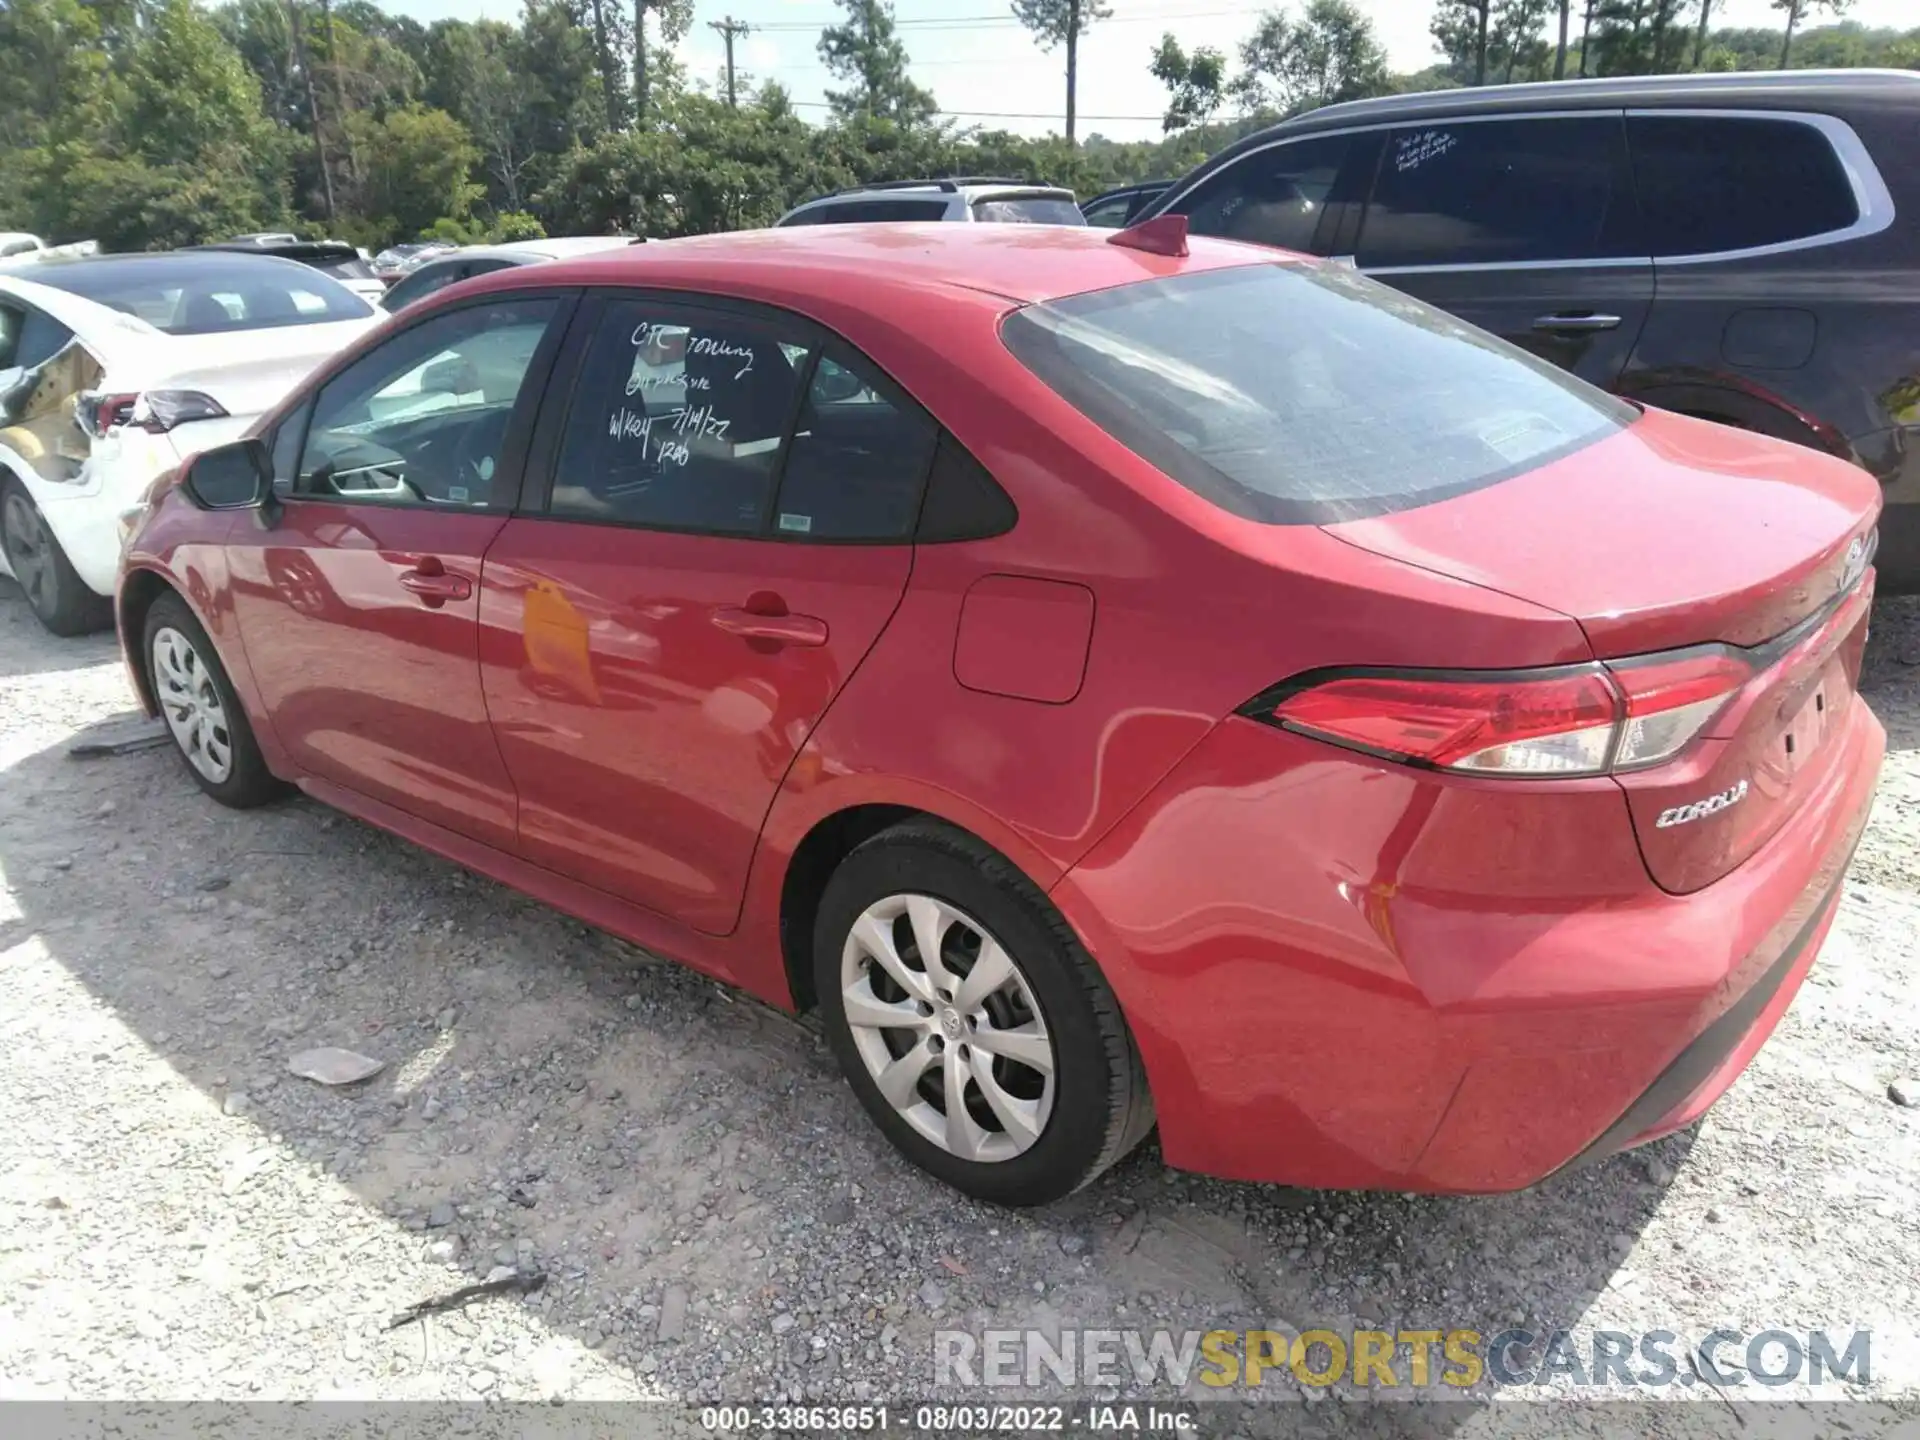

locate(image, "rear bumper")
[[1052, 695, 1883, 1192]]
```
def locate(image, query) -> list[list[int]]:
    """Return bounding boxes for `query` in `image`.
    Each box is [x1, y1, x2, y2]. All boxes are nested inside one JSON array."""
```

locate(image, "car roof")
[[1251, 66, 1920, 138], [489, 222, 1274, 309]]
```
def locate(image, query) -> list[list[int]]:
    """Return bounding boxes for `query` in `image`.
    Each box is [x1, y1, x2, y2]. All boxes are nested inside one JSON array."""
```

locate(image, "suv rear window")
[[1002, 264, 1635, 524], [1627, 115, 1859, 257], [972, 196, 1086, 225]]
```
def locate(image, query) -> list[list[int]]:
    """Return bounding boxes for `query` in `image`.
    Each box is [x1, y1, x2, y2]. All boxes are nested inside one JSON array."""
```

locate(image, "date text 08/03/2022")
[[700, 1404, 1198, 1434]]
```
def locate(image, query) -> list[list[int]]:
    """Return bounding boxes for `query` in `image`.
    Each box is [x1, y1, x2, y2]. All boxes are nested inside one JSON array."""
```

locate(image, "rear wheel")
[[143, 591, 285, 808], [814, 819, 1153, 1206], [1, 478, 111, 636]]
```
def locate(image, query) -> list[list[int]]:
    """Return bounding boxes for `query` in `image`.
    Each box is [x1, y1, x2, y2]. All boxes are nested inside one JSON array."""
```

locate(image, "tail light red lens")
[[1605, 648, 1753, 771], [1252, 649, 1754, 778]]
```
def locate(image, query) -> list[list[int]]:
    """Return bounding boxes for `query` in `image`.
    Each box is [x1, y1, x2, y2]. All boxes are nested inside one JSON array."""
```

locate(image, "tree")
[[1431, 0, 1492, 84], [633, 0, 695, 127], [1776, 0, 1851, 66], [1488, 0, 1553, 79], [1586, 0, 1690, 74], [1236, 0, 1389, 117], [342, 103, 482, 242], [1009, 0, 1113, 143], [817, 0, 938, 126], [1149, 33, 1227, 133]]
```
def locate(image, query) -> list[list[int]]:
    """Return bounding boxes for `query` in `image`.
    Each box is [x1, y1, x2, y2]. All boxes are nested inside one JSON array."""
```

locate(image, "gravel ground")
[[1, 573, 1916, 1430]]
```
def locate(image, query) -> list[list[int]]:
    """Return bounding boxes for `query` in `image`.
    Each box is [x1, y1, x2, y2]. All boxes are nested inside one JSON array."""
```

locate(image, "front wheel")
[[814, 819, 1153, 1206], [144, 591, 286, 808], [1, 478, 111, 636]]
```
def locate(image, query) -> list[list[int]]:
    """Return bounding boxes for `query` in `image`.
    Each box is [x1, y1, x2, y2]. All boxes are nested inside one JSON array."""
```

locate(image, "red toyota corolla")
[[117, 222, 1883, 1206]]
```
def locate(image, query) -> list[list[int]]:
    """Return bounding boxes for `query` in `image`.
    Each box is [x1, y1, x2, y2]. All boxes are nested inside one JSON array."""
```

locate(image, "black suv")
[[1142, 69, 1920, 590]]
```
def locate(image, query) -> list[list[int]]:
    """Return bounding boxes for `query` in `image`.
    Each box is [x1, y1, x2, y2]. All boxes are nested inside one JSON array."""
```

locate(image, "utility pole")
[[710, 16, 751, 107], [1065, 0, 1080, 143], [284, 0, 336, 221]]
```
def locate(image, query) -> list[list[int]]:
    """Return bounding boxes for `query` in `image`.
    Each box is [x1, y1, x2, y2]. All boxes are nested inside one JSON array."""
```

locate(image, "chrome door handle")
[[1532, 312, 1621, 333]]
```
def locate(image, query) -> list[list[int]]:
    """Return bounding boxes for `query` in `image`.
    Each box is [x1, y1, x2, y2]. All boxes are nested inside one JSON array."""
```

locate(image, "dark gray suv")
[[1142, 69, 1920, 590]]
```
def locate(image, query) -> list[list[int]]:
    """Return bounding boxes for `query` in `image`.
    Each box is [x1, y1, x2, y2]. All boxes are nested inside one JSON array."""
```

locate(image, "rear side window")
[[1174, 135, 1351, 254], [972, 196, 1086, 225], [314, 255, 376, 280], [774, 353, 937, 540], [1002, 264, 1635, 525], [1358, 117, 1635, 267], [1627, 115, 1859, 257]]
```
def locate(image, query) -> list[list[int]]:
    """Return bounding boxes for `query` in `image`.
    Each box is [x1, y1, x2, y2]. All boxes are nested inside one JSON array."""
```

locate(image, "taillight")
[[1605, 648, 1752, 771], [79, 391, 141, 437], [130, 390, 229, 432], [1249, 650, 1752, 779]]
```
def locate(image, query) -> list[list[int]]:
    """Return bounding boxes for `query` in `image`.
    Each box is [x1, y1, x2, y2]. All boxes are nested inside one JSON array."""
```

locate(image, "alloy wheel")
[[839, 893, 1056, 1162], [2, 489, 55, 615], [151, 626, 234, 784]]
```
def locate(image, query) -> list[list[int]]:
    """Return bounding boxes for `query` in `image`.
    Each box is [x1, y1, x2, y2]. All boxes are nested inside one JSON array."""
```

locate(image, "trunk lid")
[[1327, 407, 1881, 892], [110, 317, 379, 419]]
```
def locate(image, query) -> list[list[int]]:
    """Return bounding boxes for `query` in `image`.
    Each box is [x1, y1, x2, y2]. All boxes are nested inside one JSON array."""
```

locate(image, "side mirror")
[[181, 438, 270, 510]]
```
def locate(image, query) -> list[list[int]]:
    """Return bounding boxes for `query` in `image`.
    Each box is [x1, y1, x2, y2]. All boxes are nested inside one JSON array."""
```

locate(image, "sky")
[[389, 0, 1917, 143]]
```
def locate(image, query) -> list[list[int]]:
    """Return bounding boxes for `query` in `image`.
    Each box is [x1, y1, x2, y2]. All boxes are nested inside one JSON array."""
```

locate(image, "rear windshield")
[[312, 255, 375, 280], [974, 196, 1086, 225], [24, 253, 373, 334], [1001, 264, 1633, 524]]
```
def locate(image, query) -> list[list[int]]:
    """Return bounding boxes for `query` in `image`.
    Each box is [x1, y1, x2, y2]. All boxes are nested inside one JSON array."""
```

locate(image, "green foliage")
[[1235, 0, 1392, 117], [818, 0, 939, 127], [1149, 33, 1228, 133], [342, 104, 484, 245]]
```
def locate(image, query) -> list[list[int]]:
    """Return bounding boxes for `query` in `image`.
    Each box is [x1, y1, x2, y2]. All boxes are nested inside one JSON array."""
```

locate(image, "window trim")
[[1622, 108, 1893, 266], [522, 287, 943, 547], [284, 288, 577, 515]]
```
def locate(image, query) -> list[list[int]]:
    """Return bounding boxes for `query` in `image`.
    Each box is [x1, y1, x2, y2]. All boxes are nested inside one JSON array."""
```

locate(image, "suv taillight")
[[1247, 651, 1754, 778]]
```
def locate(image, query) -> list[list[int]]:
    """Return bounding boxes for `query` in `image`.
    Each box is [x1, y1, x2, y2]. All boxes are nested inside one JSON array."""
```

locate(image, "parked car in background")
[[1, 232, 49, 259], [379, 236, 643, 313], [119, 225, 1880, 1206], [0, 250, 378, 633], [372, 241, 458, 286], [195, 237, 389, 306], [1079, 181, 1172, 228], [1142, 68, 1920, 589], [777, 178, 1086, 227]]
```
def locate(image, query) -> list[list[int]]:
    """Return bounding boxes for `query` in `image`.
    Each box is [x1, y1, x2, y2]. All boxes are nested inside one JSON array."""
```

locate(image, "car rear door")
[[476, 292, 937, 934], [226, 292, 572, 849], [1351, 113, 1654, 390]]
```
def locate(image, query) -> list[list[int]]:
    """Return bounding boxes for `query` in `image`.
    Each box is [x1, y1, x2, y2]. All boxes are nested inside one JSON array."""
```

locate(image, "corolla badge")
[[1656, 779, 1749, 829]]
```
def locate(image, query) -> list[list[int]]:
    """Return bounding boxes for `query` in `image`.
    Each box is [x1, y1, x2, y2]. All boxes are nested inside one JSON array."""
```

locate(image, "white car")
[[0, 251, 381, 634]]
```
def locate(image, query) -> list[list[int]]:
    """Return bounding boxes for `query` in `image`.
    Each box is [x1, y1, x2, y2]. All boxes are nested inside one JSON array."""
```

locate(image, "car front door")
[[226, 293, 571, 849], [477, 293, 938, 933], [1350, 115, 1653, 389]]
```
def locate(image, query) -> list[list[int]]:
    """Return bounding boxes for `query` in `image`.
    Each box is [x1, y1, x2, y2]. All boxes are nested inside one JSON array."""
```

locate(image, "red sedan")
[[117, 222, 1884, 1206]]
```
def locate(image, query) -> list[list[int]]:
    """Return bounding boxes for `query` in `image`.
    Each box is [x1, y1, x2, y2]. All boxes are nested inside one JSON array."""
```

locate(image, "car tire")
[[143, 591, 286, 808], [1, 476, 112, 636], [814, 818, 1154, 1206]]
